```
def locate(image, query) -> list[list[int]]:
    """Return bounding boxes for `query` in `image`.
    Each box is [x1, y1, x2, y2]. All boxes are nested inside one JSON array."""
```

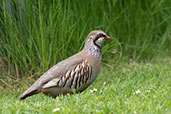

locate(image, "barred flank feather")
[[43, 60, 92, 90]]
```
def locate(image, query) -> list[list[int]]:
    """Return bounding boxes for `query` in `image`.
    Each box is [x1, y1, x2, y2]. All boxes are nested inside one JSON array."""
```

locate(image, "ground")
[[0, 58, 170, 114]]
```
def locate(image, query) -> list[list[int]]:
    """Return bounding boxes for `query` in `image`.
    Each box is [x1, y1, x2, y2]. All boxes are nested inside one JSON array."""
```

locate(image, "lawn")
[[0, 0, 171, 113], [0, 58, 170, 114]]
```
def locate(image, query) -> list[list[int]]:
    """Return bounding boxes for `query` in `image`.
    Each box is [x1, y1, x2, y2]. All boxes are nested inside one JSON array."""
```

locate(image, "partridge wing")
[[42, 60, 93, 90]]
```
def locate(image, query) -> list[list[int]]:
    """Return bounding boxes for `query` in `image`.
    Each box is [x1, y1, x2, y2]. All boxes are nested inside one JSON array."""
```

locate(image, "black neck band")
[[93, 36, 101, 50]]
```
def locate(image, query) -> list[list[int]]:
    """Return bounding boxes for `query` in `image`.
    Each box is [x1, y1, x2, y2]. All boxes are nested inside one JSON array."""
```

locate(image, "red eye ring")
[[98, 34, 104, 37]]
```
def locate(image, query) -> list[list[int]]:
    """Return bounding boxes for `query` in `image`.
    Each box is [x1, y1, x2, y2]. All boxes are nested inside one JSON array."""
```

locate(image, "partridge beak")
[[105, 35, 111, 40]]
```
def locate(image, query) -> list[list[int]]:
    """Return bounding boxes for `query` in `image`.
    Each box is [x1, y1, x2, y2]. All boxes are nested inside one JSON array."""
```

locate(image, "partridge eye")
[[98, 34, 104, 37]]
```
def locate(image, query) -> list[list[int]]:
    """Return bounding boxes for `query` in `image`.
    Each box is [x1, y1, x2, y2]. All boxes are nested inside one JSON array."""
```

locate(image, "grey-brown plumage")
[[18, 30, 111, 99]]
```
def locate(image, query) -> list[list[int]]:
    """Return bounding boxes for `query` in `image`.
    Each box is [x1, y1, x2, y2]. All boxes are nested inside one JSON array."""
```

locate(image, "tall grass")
[[0, 0, 170, 77]]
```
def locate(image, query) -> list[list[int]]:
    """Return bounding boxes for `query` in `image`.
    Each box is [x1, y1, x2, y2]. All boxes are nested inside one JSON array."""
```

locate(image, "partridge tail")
[[18, 86, 39, 100]]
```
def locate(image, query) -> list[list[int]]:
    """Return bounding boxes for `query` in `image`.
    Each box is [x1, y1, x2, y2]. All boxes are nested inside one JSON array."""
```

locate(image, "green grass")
[[0, 58, 170, 114], [0, 0, 171, 77], [0, 0, 170, 113]]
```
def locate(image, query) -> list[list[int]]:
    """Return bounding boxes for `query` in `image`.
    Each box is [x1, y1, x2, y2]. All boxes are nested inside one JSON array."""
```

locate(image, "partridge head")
[[18, 30, 111, 99]]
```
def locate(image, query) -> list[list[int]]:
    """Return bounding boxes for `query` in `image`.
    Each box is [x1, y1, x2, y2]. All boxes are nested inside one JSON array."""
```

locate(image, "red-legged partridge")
[[18, 30, 111, 99]]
